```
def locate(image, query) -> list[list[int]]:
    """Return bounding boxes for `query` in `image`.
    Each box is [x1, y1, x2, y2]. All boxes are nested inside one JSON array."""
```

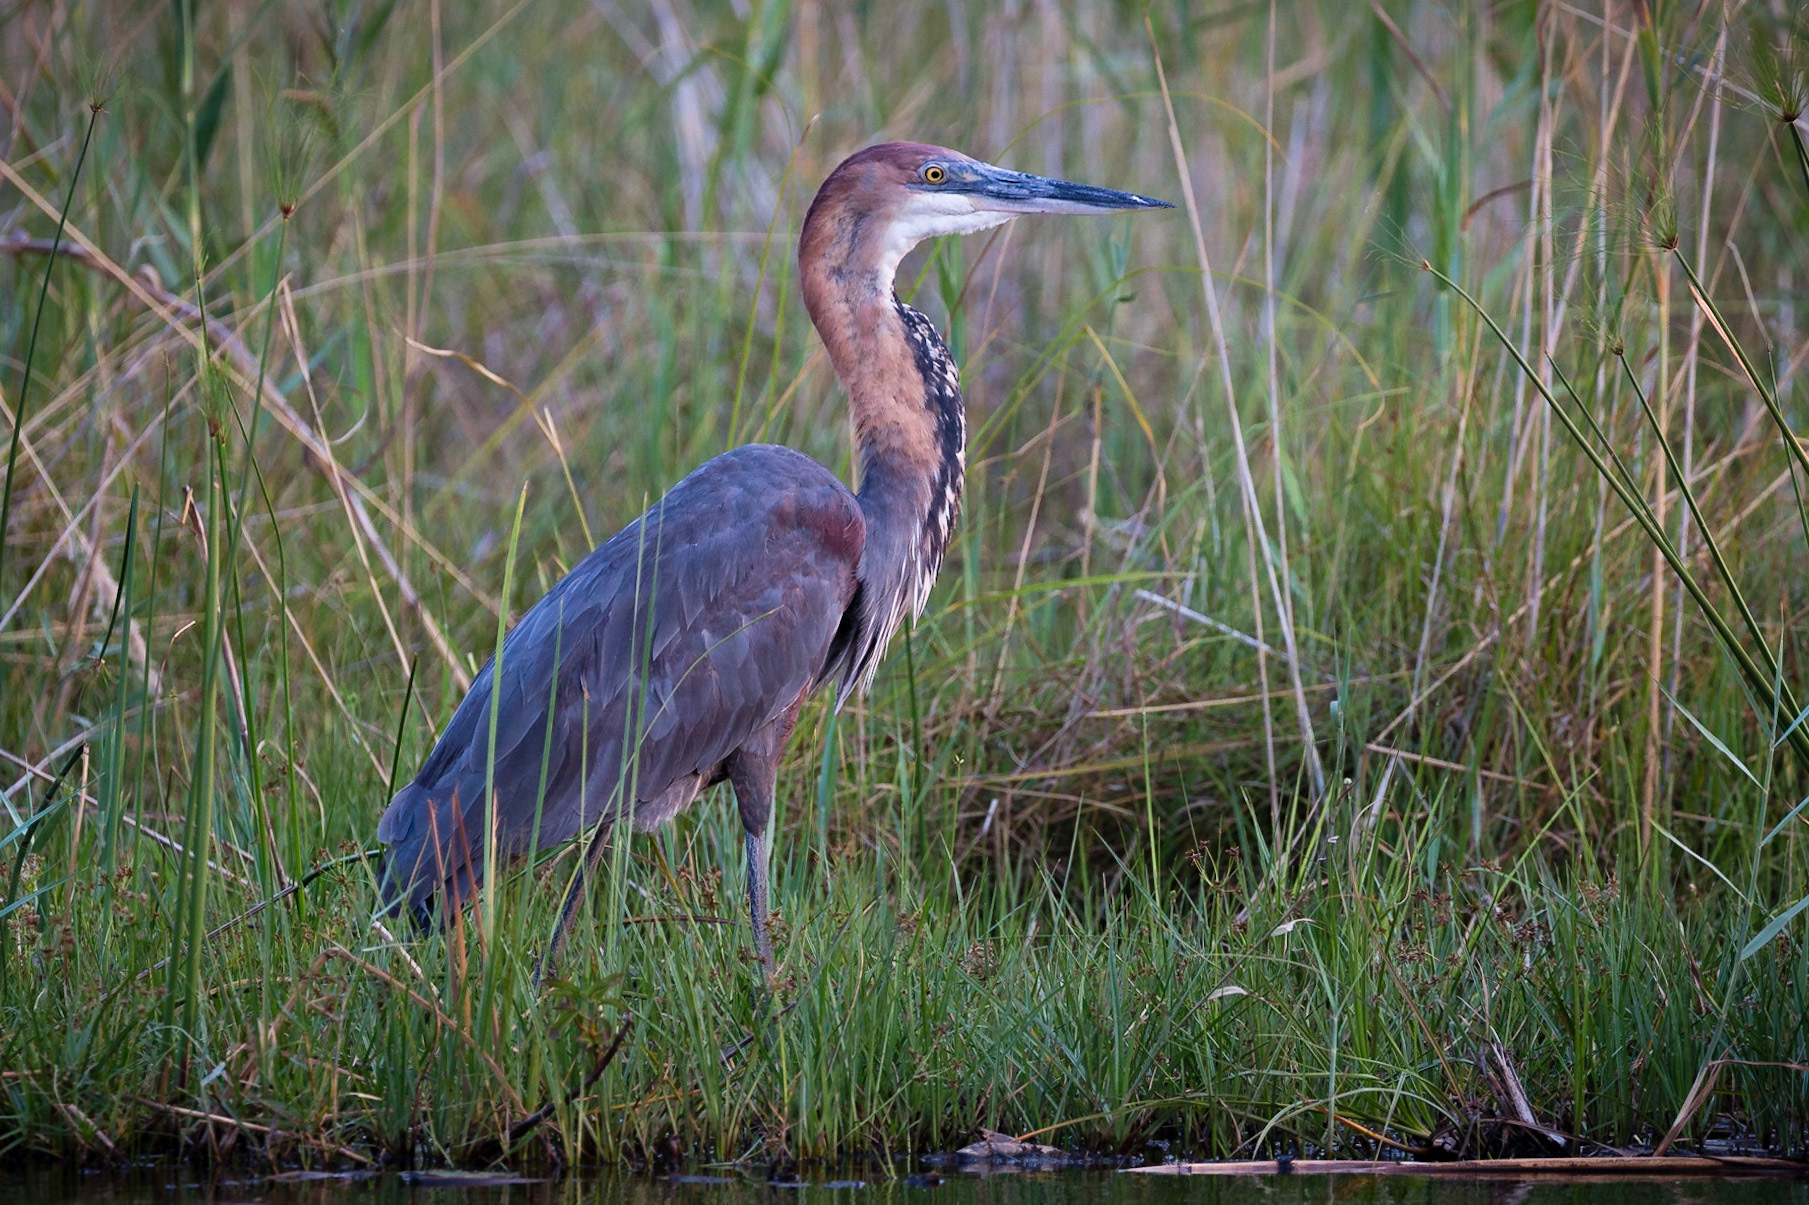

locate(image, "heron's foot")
[[718, 954, 787, 1065], [733, 944, 779, 991], [719, 1029, 757, 1066], [718, 995, 766, 1068], [532, 917, 581, 990]]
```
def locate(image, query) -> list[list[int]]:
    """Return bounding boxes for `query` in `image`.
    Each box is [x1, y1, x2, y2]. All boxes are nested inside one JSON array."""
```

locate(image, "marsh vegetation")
[[2, 0, 1807, 1169]]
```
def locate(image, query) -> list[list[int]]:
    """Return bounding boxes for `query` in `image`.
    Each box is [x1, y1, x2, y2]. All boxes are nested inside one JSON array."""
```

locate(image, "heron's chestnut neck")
[[799, 171, 968, 700], [799, 181, 965, 500]]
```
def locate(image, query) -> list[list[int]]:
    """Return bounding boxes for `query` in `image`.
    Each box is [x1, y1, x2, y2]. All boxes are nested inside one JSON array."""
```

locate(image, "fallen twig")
[[1485, 1038, 1566, 1149], [135, 849, 381, 979], [55, 1102, 115, 1155], [504, 1013, 634, 1146], [1365, 743, 1544, 789], [126, 1095, 370, 1164]]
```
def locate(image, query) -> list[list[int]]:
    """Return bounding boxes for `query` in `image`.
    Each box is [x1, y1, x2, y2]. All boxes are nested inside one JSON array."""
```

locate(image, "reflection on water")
[[3, 1166, 1806, 1205]]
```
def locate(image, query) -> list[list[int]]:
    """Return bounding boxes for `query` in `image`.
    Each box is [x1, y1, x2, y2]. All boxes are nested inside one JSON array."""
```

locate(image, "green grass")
[[2, 0, 1807, 1169]]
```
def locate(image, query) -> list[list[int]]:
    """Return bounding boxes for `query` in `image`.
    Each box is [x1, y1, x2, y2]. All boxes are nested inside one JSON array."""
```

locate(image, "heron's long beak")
[[958, 163, 1174, 215]]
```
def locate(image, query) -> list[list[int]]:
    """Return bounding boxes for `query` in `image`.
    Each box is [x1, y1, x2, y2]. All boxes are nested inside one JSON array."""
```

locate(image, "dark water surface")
[[5, 1166, 1808, 1205]]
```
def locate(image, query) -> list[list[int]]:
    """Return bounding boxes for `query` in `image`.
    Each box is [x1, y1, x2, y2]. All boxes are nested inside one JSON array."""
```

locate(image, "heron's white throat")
[[875, 196, 1016, 288]]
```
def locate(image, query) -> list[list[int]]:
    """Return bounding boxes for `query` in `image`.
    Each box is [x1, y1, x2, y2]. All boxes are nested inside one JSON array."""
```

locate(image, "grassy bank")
[[5, 795, 1809, 1165], [3, 0, 1807, 1167]]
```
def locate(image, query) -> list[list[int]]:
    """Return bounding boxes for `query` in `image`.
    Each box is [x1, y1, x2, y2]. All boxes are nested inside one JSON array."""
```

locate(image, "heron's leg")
[[712, 820, 773, 1067], [535, 818, 614, 987], [731, 773, 776, 982], [728, 702, 801, 983], [744, 825, 774, 980]]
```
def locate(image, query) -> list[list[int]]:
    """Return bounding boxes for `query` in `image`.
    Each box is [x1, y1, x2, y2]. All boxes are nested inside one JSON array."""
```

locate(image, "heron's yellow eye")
[[923, 164, 946, 184]]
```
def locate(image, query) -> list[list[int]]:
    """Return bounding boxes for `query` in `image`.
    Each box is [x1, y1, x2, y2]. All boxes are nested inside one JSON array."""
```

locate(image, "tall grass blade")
[[1660, 693, 1761, 790], [0, 103, 100, 604], [1740, 893, 1809, 961], [482, 483, 532, 948]]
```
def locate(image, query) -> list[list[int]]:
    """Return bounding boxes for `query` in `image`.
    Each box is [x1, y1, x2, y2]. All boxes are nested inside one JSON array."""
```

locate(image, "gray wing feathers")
[[378, 445, 862, 921]]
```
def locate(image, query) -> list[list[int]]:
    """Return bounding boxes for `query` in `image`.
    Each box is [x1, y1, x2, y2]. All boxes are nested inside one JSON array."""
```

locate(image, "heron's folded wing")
[[377, 444, 862, 918]]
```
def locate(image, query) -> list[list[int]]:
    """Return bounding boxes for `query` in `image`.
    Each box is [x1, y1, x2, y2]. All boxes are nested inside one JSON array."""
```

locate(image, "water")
[[4, 1165, 1806, 1205]]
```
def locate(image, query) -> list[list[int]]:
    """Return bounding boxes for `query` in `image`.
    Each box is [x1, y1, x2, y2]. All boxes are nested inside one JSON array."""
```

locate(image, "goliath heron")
[[377, 142, 1169, 976]]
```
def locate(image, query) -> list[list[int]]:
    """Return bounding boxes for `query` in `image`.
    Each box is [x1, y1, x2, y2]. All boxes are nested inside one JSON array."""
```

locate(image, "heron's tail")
[[375, 850, 439, 932], [376, 782, 482, 932]]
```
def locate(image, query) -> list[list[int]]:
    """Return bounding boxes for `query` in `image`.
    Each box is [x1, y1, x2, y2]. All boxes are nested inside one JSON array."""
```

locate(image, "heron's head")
[[801, 141, 1172, 294]]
